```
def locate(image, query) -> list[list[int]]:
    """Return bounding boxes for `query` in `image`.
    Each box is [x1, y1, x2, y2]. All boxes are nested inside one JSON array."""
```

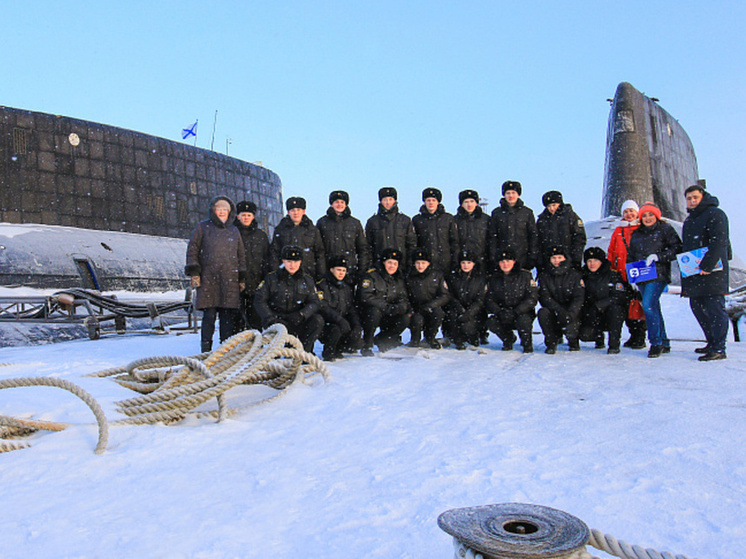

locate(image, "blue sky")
[[4, 1, 745, 251]]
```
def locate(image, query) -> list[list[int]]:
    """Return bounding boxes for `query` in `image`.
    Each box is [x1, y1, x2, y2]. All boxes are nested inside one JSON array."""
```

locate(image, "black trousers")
[[279, 314, 325, 353], [234, 290, 263, 334], [487, 312, 534, 346], [538, 307, 580, 347], [320, 322, 363, 355], [409, 307, 445, 343], [579, 304, 625, 348], [443, 311, 485, 345], [690, 294, 729, 353], [201, 307, 237, 351], [361, 307, 410, 349]]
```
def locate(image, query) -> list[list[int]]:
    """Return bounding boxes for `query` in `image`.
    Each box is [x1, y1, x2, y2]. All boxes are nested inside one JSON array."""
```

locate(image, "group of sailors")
[[186, 180, 732, 362]]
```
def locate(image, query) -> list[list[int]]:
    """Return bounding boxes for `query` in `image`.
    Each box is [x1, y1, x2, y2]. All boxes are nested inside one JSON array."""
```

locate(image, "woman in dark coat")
[[681, 185, 732, 360], [579, 247, 628, 354], [627, 202, 683, 358], [233, 200, 269, 332], [444, 250, 488, 350], [185, 196, 246, 352]]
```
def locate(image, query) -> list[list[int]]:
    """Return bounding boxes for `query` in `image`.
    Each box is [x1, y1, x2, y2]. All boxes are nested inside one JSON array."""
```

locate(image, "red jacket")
[[607, 220, 639, 281]]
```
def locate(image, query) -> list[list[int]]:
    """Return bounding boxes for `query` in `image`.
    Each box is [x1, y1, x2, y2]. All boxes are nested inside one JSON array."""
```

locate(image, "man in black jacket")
[[444, 250, 487, 350], [412, 187, 460, 273], [269, 197, 326, 279], [405, 248, 450, 349], [454, 189, 490, 269], [536, 190, 586, 272], [537, 246, 585, 353], [233, 200, 270, 332], [316, 190, 371, 285], [488, 181, 539, 272], [579, 247, 628, 354], [681, 184, 732, 361], [359, 248, 411, 355], [485, 249, 539, 353], [316, 255, 363, 361], [254, 245, 324, 353], [365, 187, 417, 269]]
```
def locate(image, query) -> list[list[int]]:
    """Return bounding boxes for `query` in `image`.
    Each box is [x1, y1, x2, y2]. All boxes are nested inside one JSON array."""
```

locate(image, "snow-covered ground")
[[1, 293, 743, 558]]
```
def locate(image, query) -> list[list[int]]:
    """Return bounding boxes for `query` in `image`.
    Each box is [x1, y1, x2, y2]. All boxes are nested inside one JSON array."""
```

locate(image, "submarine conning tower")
[[602, 82, 698, 222]]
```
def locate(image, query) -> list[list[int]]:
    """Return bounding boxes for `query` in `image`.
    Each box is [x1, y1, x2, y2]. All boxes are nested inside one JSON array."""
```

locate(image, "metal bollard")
[[438, 503, 590, 559]]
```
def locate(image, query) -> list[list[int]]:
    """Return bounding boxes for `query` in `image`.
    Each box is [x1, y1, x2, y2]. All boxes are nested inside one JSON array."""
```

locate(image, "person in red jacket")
[[607, 200, 646, 349]]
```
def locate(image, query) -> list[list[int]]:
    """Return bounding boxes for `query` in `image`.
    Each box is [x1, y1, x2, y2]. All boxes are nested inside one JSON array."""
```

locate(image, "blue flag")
[[182, 121, 198, 140]]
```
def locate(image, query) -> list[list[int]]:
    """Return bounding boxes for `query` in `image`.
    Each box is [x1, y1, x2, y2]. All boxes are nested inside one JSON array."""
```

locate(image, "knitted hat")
[[496, 248, 517, 262], [380, 248, 403, 263], [286, 196, 306, 211], [329, 190, 349, 205], [236, 201, 257, 215], [459, 189, 480, 204], [411, 248, 431, 263], [281, 245, 303, 261], [584, 246, 606, 263], [620, 200, 639, 214], [502, 180, 522, 196], [638, 202, 662, 221], [542, 190, 563, 207], [378, 187, 397, 201], [327, 255, 349, 269], [422, 187, 442, 203]]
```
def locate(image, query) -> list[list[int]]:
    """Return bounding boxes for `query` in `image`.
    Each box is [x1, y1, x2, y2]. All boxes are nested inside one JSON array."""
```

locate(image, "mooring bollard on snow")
[[438, 503, 590, 559]]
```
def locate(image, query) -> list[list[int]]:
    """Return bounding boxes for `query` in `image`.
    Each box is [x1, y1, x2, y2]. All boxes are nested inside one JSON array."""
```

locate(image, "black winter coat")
[[485, 267, 539, 317], [406, 267, 451, 312], [681, 192, 731, 297], [365, 203, 417, 267], [538, 261, 585, 319], [446, 268, 487, 320], [359, 268, 411, 316], [454, 206, 490, 266], [235, 219, 270, 292], [269, 214, 326, 279], [581, 260, 628, 313], [536, 203, 587, 269], [316, 207, 371, 283], [627, 220, 682, 285], [254, 267, 321, 327], [489, 198, 540, 271], [185, 196, 246, 310], [412, 204, 460, 272], [316, 272, 361, 328]]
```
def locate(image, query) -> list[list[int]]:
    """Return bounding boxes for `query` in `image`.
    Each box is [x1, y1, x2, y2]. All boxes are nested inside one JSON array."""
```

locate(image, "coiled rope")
[[0, 324, 329, 453], [453, 533, 695, 559]]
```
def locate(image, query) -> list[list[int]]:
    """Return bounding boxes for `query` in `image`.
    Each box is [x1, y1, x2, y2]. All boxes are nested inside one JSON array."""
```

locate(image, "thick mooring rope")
[[453, 532, 696, 559], [0, 377, 109, 454], [0, 324, 329, 454]]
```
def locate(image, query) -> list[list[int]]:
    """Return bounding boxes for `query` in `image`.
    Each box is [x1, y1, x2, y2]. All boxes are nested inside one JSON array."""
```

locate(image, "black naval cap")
[[379, 187, 398, 201], [380, 247, 403, 263], [281, 245, 303, 261], [459, 189, 480, 204], [236, 201, 257, 215], [411, 248, 431, 263], [502, 180, 522, 196], [286, 196, 306, 211], [422, 187, 442, 202], [329, 190, 350, 205], [327, 255, 349, 269]]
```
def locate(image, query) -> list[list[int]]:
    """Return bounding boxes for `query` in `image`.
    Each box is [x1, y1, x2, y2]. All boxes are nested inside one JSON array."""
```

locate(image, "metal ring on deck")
[[438, 503, 590, 559]]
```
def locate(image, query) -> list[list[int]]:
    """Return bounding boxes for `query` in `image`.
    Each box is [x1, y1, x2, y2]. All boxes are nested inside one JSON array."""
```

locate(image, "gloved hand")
[[336, 317, 352, 336], [420, 304, 434, 314], [385, 304, 399, 316], [645, 254, 659, 266], [190, 276, 201, 288], [239, 282, 246, 292], [557, 309, 571, 325], [285, 312, 304, 327]]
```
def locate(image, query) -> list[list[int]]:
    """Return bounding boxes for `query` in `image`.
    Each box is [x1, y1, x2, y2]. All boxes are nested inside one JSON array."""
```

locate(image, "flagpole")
[[210, 110, 218, 151], [194, 119, 198, 147]]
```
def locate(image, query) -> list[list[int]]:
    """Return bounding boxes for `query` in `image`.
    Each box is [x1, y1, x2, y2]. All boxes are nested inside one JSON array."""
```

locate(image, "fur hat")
[[411, 248, 431, 263], [236, 201, 257, 215], [496, 248, 517, 262], [327, 255, 349, 269], [280, 245, 303, 261], [378, 187, 397, 201], [638, 202, 662, 221], [329, 190, 349, 205], [459, 189, 480, 205], [620, 200, 639, 215], [584, 246, 607, 263], [542, 190, 563, 207], [502, 180, 522, 196], [380, 248, 403, 263], [286, 196, 306, 211], [548, 246, 567, 259], [422, 187, 442, 203], [458, 249, 476, 263]]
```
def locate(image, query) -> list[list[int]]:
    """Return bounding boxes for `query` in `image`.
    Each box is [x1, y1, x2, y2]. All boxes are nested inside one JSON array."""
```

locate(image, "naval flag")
[[182, 120, 198, 140]]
